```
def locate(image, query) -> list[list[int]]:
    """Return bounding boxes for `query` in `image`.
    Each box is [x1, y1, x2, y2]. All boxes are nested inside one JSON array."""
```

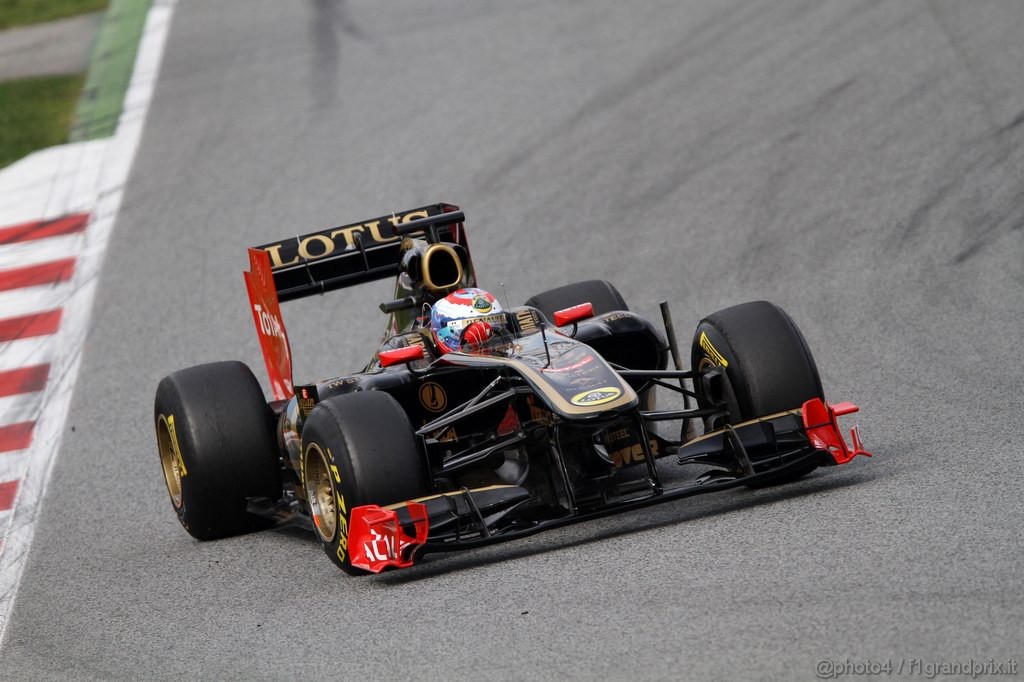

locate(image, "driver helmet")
[[430, 288, 506, 353]]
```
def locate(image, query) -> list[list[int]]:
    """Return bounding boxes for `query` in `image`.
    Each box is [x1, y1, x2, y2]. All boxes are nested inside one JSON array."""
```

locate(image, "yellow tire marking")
[[166, 414, 188, 476], [699, 331, 729, 368]]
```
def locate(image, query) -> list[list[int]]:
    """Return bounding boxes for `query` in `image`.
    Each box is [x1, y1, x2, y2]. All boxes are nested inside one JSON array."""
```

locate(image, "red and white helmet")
[[429, 288, 505, 353]]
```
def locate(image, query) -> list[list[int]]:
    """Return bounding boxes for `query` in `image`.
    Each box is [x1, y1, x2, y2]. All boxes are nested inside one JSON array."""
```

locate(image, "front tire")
[[691, 301, 824, 485], [301, 391, 428, 575], [154, 361, 282, 540]]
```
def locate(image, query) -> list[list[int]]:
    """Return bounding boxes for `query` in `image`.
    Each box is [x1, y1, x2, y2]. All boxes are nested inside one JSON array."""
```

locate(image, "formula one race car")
[[154, 203, 871, 574]]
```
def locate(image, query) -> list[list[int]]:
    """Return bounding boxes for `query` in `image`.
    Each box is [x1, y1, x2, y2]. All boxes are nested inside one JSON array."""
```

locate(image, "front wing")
[[347, 397, 871, 573]]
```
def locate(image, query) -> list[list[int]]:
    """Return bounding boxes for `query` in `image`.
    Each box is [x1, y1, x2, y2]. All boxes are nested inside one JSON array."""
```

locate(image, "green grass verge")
[[0, 74, 85, 168], [70, 0, 153, 141], [0, 0, 108, 29]]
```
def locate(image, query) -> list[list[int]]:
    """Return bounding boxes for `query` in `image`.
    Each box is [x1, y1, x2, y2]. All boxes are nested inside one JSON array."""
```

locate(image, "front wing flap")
[[348, 398, 872, 573]]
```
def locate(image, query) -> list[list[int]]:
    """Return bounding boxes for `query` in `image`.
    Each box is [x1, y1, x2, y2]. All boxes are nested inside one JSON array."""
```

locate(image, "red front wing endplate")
[[801, 398, 872, 464], [348, 502, 430, 573]]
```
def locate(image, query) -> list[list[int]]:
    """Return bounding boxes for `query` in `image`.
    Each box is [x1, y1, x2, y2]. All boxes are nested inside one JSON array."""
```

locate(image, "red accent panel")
[[244, 248, 293, 400], [0, 258, 76, 292], [348, 503, 429, 573], [378, 346, 425, 367], [553, 302, 594, 327], [0, 364, 49, 398], [802, 398, 872, 465], [830, 401, 859, 417], [497, 404, 519, 437], [0, 480, 19, 512], [0, 214, 89, 245], [0, 422, 34, 453], [0, 310, 62, 342]]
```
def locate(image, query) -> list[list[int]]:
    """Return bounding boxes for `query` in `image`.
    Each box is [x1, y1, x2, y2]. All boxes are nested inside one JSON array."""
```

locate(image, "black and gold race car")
[[154, 203, 871, 574]]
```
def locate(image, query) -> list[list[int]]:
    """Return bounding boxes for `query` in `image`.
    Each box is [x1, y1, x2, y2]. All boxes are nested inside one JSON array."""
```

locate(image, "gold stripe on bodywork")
[[686, 408, 802, 445], [445, 352, 638, 416], [382, 484, 520, 510]]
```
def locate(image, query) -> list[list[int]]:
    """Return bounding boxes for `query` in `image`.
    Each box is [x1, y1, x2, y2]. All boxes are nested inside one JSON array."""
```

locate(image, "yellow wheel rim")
[[156, 414, 183, 509]]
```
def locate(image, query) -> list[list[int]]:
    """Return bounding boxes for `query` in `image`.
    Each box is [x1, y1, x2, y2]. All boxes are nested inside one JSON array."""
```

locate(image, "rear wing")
[[244, 203, 469, 400], [253, 202, 468, 302]]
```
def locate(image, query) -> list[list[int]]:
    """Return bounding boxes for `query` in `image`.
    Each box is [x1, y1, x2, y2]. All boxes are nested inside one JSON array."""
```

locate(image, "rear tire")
[[524, 280, 628, 320], [154, 361, 281, 540], [301, 391, 428, 575], [691, 301, 824, 486]]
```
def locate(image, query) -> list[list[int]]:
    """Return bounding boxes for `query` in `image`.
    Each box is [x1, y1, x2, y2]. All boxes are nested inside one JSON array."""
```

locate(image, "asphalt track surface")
[[3, 0, 1024, 679]]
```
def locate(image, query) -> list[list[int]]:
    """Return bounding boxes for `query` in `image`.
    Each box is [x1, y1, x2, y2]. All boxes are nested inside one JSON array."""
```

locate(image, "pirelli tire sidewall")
[[154, 361, 281, 541], [690, 323, 743, 424], [300, 391, 428, 576], [690, 301, 825, 424]]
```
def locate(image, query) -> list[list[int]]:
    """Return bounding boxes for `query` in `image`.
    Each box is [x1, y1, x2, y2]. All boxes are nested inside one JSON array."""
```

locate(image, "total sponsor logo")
[[253, 303, 285, 340]]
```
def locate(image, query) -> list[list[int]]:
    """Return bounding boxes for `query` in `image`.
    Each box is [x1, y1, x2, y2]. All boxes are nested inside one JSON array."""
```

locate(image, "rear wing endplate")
[[244, 248, 294, 400]]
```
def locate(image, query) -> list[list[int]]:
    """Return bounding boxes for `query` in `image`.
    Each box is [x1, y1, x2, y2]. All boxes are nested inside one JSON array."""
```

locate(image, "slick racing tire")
[[524, 280, 628, 320], [154, 361, 282, 540], [691, 301, 824, 487], [301, 391, 429, 575]]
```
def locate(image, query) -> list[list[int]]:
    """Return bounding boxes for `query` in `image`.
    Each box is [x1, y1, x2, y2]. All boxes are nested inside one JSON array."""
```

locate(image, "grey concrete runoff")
[[2, 0, 1024, 679], [0, 12, 103, 80]]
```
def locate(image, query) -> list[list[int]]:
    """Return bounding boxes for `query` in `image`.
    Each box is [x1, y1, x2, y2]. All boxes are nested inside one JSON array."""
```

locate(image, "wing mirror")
[[553, 302, 594, 327], [378, 346, 425, 367]]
